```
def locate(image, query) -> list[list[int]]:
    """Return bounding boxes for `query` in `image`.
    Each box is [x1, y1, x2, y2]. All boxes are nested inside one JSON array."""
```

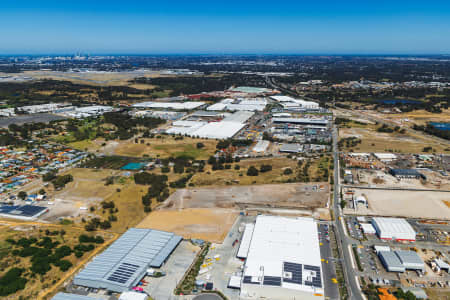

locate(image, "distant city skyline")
[[1, 0, 450, 54]]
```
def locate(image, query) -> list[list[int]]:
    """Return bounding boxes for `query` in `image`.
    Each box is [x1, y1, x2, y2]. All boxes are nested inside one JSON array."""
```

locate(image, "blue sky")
[[1, 0, 450, 54]]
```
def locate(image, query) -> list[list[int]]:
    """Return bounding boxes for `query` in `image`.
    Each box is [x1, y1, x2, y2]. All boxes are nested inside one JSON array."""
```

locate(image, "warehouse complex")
[[239, 216, 324, 300], [371, 217, 416, 242], [74, 228, 182, 292], [166, 111, 253, 139]]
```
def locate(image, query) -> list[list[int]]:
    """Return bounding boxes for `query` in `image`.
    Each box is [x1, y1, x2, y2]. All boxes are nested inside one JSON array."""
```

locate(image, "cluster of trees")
[[5, 233, 99, 286], [84, 217, 112, 231], [207, 154, 239, 171], [169, 174, 193, 188], [297, 160, 311, 182], [0, 268, 27, 296], [413, 123, 450, 140], [338, 137, 362, 150], [52, 174, 73, 190], [216, 139, 252, 150], [135, 172, 170, 211], [0, 130, 25, 147]]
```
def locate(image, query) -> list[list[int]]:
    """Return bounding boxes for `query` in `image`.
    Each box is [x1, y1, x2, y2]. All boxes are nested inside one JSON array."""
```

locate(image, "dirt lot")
[[160, 182, 329, 210], [137, 208, 237, 243], [346, 188, 450, 219]]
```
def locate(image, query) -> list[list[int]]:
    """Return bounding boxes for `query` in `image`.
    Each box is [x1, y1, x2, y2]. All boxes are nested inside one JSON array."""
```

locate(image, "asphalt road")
[[332, 125, 365, 300]]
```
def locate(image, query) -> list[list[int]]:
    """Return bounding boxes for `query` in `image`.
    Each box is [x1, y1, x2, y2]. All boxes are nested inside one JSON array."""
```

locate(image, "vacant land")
[[48, 168, 149, 233], [339, 126, 450, 153], [137, 208, 237, 243], [191, 157, 301, 186], [160, 182, 329, 210], [383, 109, 450, 126], [104, 136, 218, 159], [23, 70, 163, 87], [0, 221, 113, 300], [346, 189, 450, 219]]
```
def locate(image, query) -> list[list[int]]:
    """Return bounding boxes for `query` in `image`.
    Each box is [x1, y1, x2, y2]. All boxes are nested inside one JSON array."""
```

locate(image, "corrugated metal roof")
[[378, 251, 405, 272], [395, 250, 424, 269], [74, 228, 182, 292], [51, 293, 100, 300]]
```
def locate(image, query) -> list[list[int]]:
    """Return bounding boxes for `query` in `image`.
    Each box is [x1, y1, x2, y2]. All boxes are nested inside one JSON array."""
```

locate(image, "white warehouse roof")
[[132, 101, 205, 110], [190, 121, 245, 139], [241, 216, 323, 299], [371, 218, 416, 241]]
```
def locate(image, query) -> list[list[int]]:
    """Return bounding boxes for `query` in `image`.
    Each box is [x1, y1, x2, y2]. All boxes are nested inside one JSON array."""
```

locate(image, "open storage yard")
[[346, 188, 450, 219], [137, 208, 237, 243]]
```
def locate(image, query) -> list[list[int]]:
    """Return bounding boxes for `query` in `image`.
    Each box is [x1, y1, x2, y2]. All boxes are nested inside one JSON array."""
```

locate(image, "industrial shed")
[[279, 143, 302, 153], [74, 228, 182, 292], [395, 251, 425, 271], [378, 250, 424, 272], [378, 251, 405, 272], [240, 216, 324, 300], [389, 169, 426, 180], [371, 217, 416, 241], [51, 293, 100, 300]]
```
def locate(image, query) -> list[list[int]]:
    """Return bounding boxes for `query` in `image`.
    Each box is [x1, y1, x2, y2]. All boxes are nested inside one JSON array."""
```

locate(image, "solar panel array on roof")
[[303, 265, 322, 288], [74, 228, 182, 292], [0, 205, 47, 218], [263, 276, 282, 286], [283, 262, 302, 285], [243, 276, 259, 285]]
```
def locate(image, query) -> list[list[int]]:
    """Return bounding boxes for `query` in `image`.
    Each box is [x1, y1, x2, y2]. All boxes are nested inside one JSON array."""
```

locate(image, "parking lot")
[[143, 241, 200, 300], [196, 215, 253, 299], [318, 223, 340, 300]]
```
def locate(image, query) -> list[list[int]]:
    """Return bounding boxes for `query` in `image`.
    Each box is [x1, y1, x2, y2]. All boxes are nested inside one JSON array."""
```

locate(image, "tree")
[[260, 164, 272, 173], [283, 168, 293, 175], [18, 191, 27, 200], [196, 142, 205, 149], [247, 166, 259, 176]]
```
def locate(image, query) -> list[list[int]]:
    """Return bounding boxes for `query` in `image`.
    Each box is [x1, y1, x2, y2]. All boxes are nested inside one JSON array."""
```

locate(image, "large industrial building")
[[73, 228, 182, 292], [239, 216, 324, 300], [371, 218, 416, 242], [132, 101, 205, 110], [378, 250, 424, 272], [272, 118, 328, 126]]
